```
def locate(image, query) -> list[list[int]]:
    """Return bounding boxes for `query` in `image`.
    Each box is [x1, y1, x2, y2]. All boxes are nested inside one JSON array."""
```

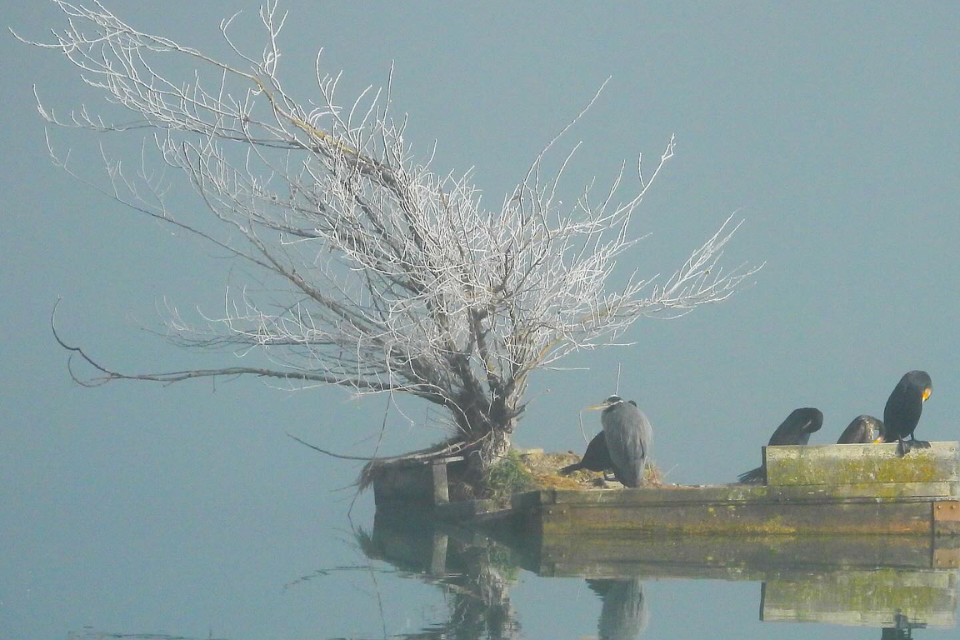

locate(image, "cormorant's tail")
[[737, 466, 765, 484], [560, 462, 584, 475]]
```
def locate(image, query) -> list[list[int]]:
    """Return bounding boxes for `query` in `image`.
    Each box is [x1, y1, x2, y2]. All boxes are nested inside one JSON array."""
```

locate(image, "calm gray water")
[[7, 476, 957, 640]]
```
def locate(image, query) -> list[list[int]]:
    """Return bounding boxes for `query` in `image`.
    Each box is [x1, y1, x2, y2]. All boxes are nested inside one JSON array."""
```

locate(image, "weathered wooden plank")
[[934, 500, 960, 537], [551, 485, 765, 505], [370, 456, 462, 506], [434, 498, 502, 521], [934, 500, 960, 521], [761, 570, 957, 628], [511, 490, 553, 510], [934, 536, 960, 568], [373, 463, 437, 506], [538, 499, 934, 536], [765, 441, 959, 487], [532, 534, 942, 579], [546, 482, 955, 507]]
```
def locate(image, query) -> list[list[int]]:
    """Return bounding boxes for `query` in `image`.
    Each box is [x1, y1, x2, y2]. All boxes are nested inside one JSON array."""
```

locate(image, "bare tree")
[[17, 1, 760, 481]]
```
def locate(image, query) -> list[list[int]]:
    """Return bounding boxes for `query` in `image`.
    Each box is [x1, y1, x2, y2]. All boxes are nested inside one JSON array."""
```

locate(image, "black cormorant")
[[883, 370, 932, 456], [561, 431, 613, 475], [837, 415, 885, 444], [738, 408, 823, 483]]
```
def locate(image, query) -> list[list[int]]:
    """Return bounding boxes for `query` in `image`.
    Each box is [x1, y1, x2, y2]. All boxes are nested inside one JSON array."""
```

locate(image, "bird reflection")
[[587, 579, 649, 640], [881, 612, 927, 639]]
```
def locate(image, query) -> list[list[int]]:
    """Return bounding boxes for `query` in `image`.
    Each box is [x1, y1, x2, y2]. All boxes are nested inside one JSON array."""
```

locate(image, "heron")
[[584, 396, 652, 488], [561, 401, 638, 477], [738, 407, 823, 483], [883, 370, 932, 456], [837, 415, 885, 444]]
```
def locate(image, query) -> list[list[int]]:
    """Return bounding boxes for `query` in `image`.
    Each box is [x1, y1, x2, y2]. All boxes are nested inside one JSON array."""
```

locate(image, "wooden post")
[[432, 461, 449, 505], [372, 456, 460, 507]]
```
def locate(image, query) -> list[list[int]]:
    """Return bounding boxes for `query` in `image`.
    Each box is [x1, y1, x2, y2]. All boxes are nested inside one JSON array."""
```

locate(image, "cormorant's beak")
[[922, 387, 932, 402], [584, 402, 608, 411], [873, 436, 885, 444]]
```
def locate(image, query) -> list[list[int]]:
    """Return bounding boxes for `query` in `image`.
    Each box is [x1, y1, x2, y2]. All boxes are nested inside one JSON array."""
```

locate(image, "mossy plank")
[[510, 484, 960, 537], [545, 482, 954, 507], [434, 498, 502, 521], [532, 534, 941, 579], [550, 484, 768, 505], [511, 489, 554, 510], [765, 441, 959, 487], [761, 570, 958, 628]]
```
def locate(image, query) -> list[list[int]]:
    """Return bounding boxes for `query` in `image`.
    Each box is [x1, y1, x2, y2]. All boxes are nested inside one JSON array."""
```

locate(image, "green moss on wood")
[[765, 442, 959, 487], [763, 569, 957, 627]]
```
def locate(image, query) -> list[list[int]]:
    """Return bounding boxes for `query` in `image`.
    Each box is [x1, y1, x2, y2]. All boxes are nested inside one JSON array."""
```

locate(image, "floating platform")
[[374, 441, 960, 537]]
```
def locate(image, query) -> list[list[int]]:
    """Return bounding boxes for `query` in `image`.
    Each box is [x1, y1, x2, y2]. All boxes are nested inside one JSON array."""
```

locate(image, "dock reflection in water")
[[364, 511, 959, 639]]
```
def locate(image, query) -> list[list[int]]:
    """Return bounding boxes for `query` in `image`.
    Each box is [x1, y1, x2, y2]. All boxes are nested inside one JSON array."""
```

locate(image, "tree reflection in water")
[[356, 518, 654, 640], [356, 517, 522, 640]]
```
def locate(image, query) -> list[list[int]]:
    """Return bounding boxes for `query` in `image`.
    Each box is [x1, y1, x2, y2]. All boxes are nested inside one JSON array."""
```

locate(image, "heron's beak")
[[873, 436, 885, 444], [584, 403, 607, 411], [922, 387, 932, 402]]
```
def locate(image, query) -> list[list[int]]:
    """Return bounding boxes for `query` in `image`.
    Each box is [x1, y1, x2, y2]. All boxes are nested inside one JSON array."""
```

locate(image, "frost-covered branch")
[[19, 1, 761, 465]]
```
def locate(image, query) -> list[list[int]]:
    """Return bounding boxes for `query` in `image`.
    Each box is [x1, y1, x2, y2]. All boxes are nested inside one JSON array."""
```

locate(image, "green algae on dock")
[[765, 441, 959, 487], [511, 442, 960, 536], [373, 441, 960, 536]]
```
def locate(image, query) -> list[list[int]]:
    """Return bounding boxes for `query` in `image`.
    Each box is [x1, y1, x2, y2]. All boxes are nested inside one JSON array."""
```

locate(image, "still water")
[[323, 514, 958, 639], [46, 508, 960, 640]]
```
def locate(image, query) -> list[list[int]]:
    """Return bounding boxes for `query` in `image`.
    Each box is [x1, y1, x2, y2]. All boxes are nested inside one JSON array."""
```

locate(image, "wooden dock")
[[373, 441, 960, 536]]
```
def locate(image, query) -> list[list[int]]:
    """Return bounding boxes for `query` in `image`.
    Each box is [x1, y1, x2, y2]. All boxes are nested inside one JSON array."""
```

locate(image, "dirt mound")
[[516, 448, 616, 490], [516, 447, 664, 489]]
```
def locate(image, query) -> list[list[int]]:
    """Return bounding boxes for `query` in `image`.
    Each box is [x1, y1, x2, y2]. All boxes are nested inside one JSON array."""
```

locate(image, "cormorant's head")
[[585, 395, 624, 412], [874, 418, 887, 443], [904, 370, 932, 402], [793, 408, 824, 434]]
